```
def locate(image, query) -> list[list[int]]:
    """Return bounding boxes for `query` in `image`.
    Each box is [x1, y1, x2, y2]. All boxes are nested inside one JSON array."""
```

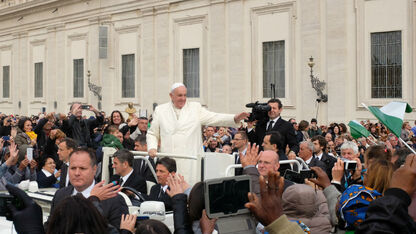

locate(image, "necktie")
[[119, 178, 124, 186], [267, 120, 274, 132]]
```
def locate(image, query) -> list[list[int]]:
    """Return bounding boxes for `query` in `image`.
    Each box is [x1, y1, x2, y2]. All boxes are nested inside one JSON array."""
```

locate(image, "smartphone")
[[26, 148, 33, 162], [1, 136, 9, 141], [81, 105, 90, 110], [344, 161, 357, 171], [300, 170, 317, 179]]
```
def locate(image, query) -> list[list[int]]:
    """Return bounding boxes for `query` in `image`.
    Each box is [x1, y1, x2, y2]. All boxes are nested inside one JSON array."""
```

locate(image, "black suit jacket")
[[318, 152, 337, 180], [59, 164, 69, 188], [50, 185, 128, 229], [248, 117, 299, 153], [308, 157, 327, 172], [110, 169, 147, 194], [133, 158, 157, 183], [147, 184, 172, 211]]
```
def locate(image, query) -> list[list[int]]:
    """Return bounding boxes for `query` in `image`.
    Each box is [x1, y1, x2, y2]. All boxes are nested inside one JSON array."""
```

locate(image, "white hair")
[[340, 141, 358, 154], [300, 141, 314, 152]]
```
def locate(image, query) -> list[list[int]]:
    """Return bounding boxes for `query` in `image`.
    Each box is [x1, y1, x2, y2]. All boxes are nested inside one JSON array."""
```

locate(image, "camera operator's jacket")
[[147, 101, 237, 185]]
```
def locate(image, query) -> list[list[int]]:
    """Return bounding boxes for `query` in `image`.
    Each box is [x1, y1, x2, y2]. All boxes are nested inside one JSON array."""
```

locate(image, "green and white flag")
[[363, 101, 412, 138], [348, 120, 370, 139]]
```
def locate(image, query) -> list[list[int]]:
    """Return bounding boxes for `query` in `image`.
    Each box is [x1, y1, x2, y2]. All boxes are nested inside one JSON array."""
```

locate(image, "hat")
[[170, 83, 185, 93]]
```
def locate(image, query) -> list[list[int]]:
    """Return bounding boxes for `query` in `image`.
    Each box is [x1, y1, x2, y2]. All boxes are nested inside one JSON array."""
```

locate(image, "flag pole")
[[366, 135, 377, 145], [399, 137, 416, 155]]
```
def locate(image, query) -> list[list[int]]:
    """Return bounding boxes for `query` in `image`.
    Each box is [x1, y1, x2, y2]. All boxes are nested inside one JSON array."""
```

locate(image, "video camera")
[[245, 101, 271, 122]]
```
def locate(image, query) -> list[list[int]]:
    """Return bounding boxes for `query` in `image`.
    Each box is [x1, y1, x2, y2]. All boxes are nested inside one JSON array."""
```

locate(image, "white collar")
[[316, 152, 323, 160], [162, 184, 169, 192], [120, 168, 134, 186], [269, 116, 280, 123], [305, 156, 313, 164], [41, 169, 52, 177], [72, 181, 95, 198]]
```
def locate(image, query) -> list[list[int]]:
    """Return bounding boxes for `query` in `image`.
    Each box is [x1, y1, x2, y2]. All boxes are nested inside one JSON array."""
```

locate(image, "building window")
[[34, 62, 43, 98], [263, 41, 285, 98], [2, 66, 10, 98], [183, 48, 200, 98], [371, 31, 402, 98], [73, 59, 84, 98], [122, 54, 135, 98]]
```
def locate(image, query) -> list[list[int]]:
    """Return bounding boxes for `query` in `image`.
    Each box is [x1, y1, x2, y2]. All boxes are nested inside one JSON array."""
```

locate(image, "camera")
[[245, 101, 271, 122], [81, 105, 90, 110], [341, 158, 357, 171]]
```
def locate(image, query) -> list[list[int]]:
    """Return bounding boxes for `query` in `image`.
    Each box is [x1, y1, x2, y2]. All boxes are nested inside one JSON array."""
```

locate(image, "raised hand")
[[240, 143, 260, 168], [245, 171, 284, 226], [90, 180, 121, 201], [309, 166, 331, 189]]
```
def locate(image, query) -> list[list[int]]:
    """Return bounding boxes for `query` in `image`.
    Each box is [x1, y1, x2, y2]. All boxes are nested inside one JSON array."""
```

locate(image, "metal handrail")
[[131, 151, 199, 160], [224, 159, 302, 176]]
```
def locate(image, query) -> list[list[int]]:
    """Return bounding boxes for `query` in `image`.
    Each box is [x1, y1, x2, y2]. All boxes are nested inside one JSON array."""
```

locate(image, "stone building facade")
[[0, 0, 415, 123]]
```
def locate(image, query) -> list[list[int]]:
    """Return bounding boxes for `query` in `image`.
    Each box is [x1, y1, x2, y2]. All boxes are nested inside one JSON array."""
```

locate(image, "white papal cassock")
[[146, 101, 237, 185]]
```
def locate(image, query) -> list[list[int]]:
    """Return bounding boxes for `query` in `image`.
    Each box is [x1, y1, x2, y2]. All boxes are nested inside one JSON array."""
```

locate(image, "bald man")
[[147, 83, 249, 185]]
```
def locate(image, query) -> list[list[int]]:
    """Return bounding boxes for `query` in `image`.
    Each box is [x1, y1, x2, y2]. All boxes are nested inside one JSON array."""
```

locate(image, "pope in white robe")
[[147, 83, 249, 185]]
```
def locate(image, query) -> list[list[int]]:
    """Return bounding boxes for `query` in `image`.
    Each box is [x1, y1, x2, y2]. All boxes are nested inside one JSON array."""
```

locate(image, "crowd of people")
[[0, 88, 415, 233]]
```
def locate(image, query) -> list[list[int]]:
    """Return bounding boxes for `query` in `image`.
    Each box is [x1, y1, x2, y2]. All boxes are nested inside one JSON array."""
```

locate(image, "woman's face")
[[333, 126, 339, 134], [24, 120, 32, 132], [43, 158, 56, 174], [112, 112, 122, 125]]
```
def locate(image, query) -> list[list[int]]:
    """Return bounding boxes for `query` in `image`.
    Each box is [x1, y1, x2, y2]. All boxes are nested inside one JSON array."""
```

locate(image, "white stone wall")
[[0, 0, 414, 124]]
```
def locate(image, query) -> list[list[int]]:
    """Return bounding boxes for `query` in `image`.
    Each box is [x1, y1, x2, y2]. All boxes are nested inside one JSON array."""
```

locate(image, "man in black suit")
[[262, 131, 291, 175], [57, 137, 78, 188], [298, 141, 326, 171], [133, 135, 157, 183], [231, 131, 248, 176], [146, 157, 176, 211], [50, 148, 128, 229], [311, 135, 337, 180], [110, 149, 147, 194], [247, 98, 298, 159]]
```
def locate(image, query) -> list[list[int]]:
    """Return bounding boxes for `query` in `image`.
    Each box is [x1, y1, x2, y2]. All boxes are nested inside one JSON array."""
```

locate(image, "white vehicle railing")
[[224, 159, 302, 176], [101, 147, 200, 183]]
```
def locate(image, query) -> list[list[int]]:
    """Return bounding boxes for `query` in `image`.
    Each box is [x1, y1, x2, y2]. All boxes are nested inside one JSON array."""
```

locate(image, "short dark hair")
[[113, 149, 133, 167], [311, 135, 327, 149], [136, 219, 171, 234], [234, 131, 248, 140], [135, 135, 147, 146], [138, 117, 148, 121], [393, 147, 412, 170], [69, 148, 97, 167], [156, 157, 176, 173], [311, 118, 317, 123], [267, 98, 282, 109], [265, 131, 282, 150], [298, 120, 309, 131], [60, 138, 78, 150]]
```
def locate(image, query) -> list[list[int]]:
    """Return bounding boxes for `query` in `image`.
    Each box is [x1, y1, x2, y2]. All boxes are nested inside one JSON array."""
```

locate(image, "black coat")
[[248, 117, 299, 153], [36, 170, 57, 188], [356, 188, 416, 233], [63, 115, 104, 148], [318, 152, 337, 180], [171, 194, 193, 234], [50, 185, 129, 229], [308, 156, 327, 172], [110, 169, 147, 194], [147, 184, 173, 211], [59, 164, 69, 189], [133, 158, 157, 183]]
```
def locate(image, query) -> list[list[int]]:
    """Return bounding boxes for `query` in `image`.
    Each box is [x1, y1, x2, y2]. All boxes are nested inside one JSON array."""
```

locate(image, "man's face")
[[262, 135, 276, 151], [327, 141, 335, 150], [298, 142, 312, 161], [169, 86, 187, 109], [341, 148, 358, 160], [58, 142, 72, 163], [231, 133, 247, 150], [138, 119, 148, 132], [112, 157, 127, 176], [257, 151, 279, 177], [205, 127, 215, 138], [71, 103, 83, 118], [134, 142, 147, 151], [267, 102, 282, 120], [156, 164, 173, 186], [69, 152, 97, 192], [312, 140, 323, 153], [209, 138, 218, 148]]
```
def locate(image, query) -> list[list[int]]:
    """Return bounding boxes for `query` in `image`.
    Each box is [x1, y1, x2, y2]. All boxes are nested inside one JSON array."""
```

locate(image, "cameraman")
[[247, 98, 298, 158]]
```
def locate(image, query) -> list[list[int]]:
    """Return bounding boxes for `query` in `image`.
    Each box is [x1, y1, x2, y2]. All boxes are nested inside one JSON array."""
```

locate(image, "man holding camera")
[[247, 98, 298, 159], [63, 103, 103, 148], [147, 83, 249, 185]]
